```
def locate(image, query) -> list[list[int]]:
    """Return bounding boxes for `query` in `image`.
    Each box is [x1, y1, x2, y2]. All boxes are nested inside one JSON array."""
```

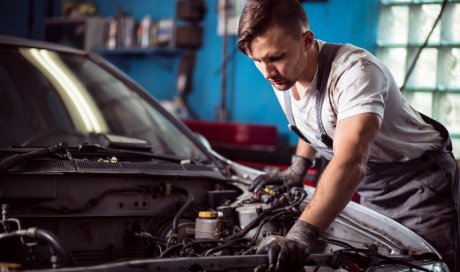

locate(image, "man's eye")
[[268, 55, 282, 62]]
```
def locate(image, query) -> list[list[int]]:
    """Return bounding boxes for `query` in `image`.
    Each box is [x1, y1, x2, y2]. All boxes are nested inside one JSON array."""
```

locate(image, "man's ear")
[[303, 31, 314, 50]]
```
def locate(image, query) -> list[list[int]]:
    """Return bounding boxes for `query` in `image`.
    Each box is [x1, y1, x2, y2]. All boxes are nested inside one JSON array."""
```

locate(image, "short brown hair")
[[237, 0, 309, 54]]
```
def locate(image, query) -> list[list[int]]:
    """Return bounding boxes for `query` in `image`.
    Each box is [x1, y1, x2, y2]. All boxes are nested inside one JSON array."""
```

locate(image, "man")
[[237, 0, 459, 271]]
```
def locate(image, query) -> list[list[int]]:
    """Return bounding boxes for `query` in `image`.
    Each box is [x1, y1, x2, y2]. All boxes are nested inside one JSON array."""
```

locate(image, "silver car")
[[0, 35, 448, 272]]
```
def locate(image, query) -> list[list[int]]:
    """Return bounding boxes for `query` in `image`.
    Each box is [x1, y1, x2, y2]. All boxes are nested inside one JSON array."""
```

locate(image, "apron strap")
[[285, 43, 343, 148], [284, 90, 311, 144], [417, 111, 452, 152]]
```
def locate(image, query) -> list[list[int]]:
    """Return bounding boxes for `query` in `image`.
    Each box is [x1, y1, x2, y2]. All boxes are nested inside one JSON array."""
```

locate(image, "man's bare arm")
[[299, 112, 382, 230], [295, 138, 316, 160]]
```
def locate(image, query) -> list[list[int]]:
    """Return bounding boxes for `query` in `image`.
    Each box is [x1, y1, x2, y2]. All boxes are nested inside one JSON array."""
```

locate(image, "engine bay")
[[0, 158, 446, 271]]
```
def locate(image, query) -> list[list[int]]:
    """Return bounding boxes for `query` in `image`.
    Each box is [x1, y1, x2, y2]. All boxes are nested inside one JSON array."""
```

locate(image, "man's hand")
[[249, 155, 312, 192], [257, 220, 320, 271]]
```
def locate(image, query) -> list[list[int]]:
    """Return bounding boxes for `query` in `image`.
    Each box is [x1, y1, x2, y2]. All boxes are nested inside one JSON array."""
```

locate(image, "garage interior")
[[1, 0, 459, 169], [1, 1, 460, 271]]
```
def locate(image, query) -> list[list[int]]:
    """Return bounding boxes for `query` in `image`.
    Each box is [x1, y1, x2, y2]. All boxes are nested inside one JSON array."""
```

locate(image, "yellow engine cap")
[[263, 187, 276, 196], [198, 211, 217, 219]]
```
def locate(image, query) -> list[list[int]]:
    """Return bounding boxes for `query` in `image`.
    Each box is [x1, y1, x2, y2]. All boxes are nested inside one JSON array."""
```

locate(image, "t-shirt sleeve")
[[335, 59, 388, 121]]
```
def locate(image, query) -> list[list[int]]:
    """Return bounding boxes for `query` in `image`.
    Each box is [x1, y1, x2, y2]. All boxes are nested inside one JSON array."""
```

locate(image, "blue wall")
[[0, 0, 54, 39], [0, 0, 380, 145]]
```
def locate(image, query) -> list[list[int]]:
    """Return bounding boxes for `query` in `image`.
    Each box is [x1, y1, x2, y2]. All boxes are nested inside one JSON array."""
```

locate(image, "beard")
[[269, 54, 306, 91], [269, 76, 296, 91]]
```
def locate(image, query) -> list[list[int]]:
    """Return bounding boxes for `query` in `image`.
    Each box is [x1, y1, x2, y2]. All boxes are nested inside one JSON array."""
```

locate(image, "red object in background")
[[183, 119, 360, 203], [183, 119, 278, 147]]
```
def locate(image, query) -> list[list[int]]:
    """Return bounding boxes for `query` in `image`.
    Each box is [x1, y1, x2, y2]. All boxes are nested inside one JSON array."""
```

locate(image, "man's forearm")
[[299, 157, 364, 231], [295, 139, 316, 160], [298, 113, 380, 231]]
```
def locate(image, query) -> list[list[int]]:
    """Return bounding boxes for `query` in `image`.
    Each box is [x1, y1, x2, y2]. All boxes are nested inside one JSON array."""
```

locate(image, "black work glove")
[[249, 155, 312, 192], [257, 220, 320, 272]]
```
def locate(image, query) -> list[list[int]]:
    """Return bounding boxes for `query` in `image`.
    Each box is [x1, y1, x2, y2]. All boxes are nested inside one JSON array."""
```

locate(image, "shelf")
[[93, 47, 181, 57]]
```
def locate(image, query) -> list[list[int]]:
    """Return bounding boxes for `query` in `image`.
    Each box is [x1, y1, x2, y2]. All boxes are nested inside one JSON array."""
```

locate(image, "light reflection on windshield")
[[0, 47, 208, 162], [21, 48, 108, 134]]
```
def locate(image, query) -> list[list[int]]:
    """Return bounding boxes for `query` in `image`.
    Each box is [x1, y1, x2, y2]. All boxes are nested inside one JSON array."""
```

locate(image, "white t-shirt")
[[274, 40, 443, 162]]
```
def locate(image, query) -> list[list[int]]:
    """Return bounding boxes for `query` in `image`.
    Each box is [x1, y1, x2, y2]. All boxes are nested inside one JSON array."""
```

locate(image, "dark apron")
[[284, 43, 460, 271], [359, 118, 459, 271]]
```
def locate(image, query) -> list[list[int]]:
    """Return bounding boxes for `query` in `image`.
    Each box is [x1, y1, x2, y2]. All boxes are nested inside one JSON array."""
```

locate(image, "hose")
[[34, 228, 77, 267], [223, 202, 281, 241], [0, 227, 76, 267], [251, 210, 291, 243], [273, 187, 307, 213], [0, 143, 66, 173], [168, 186, 194, 246]]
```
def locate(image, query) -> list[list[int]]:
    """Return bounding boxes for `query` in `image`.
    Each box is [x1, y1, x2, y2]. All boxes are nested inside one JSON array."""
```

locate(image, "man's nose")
[[260, 62, 276, 79]]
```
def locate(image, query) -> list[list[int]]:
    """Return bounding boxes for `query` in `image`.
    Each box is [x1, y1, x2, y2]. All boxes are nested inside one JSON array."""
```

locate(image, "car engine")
[[0, 161, 308, 271], [0, 157, 447, 272]]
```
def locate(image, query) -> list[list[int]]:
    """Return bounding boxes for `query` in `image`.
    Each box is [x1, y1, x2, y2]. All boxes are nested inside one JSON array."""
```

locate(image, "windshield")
[[0, 46, 208, 162]]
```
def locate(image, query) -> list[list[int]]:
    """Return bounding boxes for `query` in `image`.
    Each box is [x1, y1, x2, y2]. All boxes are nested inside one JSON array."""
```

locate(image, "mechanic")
[[237, 0, 459, 271]]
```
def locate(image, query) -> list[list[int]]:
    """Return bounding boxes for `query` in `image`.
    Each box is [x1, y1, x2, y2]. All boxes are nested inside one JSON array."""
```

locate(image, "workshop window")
[[377, 0, 460, 159]]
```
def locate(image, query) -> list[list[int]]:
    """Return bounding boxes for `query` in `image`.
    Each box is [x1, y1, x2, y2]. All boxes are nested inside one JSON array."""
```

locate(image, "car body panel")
[[0, 35, 449, 271]]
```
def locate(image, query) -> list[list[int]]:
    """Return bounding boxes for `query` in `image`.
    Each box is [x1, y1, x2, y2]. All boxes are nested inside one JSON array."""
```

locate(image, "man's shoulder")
[[326, 42, 387, 82], [335, 44, 375, 64], [317, 40, 368, 56], [317, 40, 378, 73]]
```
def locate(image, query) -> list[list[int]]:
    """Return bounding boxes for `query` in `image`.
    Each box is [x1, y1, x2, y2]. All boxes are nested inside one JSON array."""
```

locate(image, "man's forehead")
[[247, 26, 294, 58], [247, 46, 282, 60]]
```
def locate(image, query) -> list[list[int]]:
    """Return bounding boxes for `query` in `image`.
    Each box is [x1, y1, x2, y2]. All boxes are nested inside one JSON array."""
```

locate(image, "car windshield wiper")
[[95, 133, 216, 167], [76, 143, 203, 165], [0, 143, 211, 174]]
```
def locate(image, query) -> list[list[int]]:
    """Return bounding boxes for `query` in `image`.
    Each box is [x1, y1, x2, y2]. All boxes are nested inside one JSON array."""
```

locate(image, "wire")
[[203, 237, 249, 256], [158, 242, 183, 258], [400, 0, 449, 91], [223, 202, 281, 241], [273, 188, 307, 213], [251, 210, 292, 243], [159, 240, 224, 258], [320, 236, 364, 263]]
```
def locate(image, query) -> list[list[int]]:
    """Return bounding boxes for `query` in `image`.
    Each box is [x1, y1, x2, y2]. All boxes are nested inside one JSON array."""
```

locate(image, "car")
[[0, 35, 449, 272]]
